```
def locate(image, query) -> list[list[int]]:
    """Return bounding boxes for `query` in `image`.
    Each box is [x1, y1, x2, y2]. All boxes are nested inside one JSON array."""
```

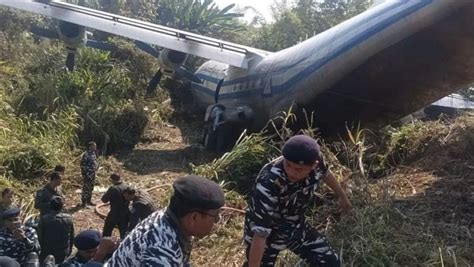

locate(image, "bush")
[[82, 102, 149, 153], [0, 108, 80, 180]]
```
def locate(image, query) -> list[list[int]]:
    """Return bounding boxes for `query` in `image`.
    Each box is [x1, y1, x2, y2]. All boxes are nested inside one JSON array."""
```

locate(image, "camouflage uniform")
[[244, 156, 340, 267], [106, 209, 192, 267], [37, 211, 74, 263], [0, 225, 41, 264], [80, 150, 97, 205], [34, 184, 62, 216], [59, 254, 89, 267]]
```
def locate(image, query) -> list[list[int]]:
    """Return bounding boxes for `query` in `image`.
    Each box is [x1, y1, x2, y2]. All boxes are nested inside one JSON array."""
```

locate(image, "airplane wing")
[[0, 0, 269, 69]]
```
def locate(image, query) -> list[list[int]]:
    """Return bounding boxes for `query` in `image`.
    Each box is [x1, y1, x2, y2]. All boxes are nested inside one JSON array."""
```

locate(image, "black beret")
[[282, 135, 322, 165], [0, 256, 20, 267], [0, 207, 20, 219], [74, 230, 101, 250], [172, 175, 225, 210]]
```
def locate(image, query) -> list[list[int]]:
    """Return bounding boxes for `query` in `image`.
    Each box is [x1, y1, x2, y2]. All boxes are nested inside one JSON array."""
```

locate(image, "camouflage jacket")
[[0, 225, 41, 264], [80, 151, 97, 177], [107, 209, 191, 267]]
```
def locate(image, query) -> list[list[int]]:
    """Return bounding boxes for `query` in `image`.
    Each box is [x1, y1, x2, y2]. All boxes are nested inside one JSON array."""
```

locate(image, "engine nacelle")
[[158, 49, 188, 75], [57, 21, 86, 50]]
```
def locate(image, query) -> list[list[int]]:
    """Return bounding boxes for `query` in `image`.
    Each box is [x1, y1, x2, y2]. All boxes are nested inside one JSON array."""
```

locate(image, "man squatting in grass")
[[244, 135, 352, 267]]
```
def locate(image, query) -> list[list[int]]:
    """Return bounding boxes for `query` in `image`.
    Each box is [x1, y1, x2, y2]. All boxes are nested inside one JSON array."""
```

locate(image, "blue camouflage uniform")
[[244, 156, 340, 266], [80, 150, 97, 205], [106, 209, 191, 267], [60, 254, 89, 267], [0, 225, 41, 264]]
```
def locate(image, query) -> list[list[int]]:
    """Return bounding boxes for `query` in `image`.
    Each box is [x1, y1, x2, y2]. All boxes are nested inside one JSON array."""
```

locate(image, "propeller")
[[134, 40, 160, 58], [146, 69, 163, 95], [66, 51, 76, 71], [30, 24, 116, 71], [30, 26, 59, 39], [134, 40, 202, 94], [85, 39, 116, 51]]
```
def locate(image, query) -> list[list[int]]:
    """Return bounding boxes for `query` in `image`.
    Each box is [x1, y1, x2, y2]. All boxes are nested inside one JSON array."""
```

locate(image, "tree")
[[155, 0, 245, 39], [295, 0, 373, 37], [250, 0, 373, 51]]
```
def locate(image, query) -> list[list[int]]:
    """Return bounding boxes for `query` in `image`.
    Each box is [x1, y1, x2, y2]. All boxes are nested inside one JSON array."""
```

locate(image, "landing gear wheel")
[[202, 126, 228, 152]]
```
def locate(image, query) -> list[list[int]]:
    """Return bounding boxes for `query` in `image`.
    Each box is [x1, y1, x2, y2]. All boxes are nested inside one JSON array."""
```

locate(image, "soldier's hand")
[[13, 228, 26, 240], [99, 237, 118, 253], [92, 237, 119, 263], [339, 197, 353, 214]]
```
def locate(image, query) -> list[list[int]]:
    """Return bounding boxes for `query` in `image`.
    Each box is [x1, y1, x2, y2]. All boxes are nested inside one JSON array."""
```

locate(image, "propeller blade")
[[146, 69, 162, 95], [30, 26, 59, 39], [175, 67, 202, 84], [134, 40, 160, 58], [86, 39, 116, 51], [215, 79, 224, 103], [66, 52, 75, 71]]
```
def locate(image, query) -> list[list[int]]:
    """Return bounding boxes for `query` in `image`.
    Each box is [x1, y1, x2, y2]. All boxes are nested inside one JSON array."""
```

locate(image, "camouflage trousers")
[[244, 225, 340, 267], [81, 173, 96, 205]]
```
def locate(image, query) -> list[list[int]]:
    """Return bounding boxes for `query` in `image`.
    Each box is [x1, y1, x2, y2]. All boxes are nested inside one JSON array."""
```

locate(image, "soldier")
[[80, 141, 98, 207], [0, 207, 41, 264], [0, 188, 16, 227], [35, 172, 63, 216], [244, 135, 352, 267], [101, 174, 129, 239], [107, 175, 225, 266], [37, 196, 74, 263], [60, 229, 102, 266], [122, 187, 157, 231]]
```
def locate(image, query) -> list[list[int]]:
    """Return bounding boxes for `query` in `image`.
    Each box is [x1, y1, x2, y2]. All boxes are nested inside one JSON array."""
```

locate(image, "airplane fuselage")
[[191, 0, 472, 132]]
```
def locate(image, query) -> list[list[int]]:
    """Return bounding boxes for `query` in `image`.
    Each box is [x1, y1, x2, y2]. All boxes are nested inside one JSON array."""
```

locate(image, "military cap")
[[282, 135, 322, 165], [0, 207, 20, 219], [74, 230, 101, 250], [0, 256, 20, 267], [172, 175, 225, 210]]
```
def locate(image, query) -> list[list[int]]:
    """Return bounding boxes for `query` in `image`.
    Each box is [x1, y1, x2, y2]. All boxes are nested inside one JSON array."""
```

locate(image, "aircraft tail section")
[[310, 1, 474, 131], [262, 0, 474, 131]]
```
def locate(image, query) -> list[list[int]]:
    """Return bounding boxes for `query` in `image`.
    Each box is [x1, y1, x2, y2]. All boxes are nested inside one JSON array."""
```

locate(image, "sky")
[[214, 0, 275, 22]]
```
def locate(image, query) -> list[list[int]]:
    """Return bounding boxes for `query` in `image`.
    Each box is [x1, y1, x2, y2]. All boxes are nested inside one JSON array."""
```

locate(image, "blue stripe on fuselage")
[[193, 0, 432, 99]]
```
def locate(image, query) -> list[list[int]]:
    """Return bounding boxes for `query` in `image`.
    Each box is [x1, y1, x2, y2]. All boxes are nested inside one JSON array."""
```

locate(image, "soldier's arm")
[[101, 188, 113, 203], [247, 172, 280, 267], [322, 171, 352, 213], [80, 153, 87, 170], [142, 246, 182, 266], [34, 191, 48, 212], [248, 234, 266, 267], [24, 227, 41, 254], [70, 218, 75, 254], [135, 203, 151, 221], [128, 206, 139, 231], [36, 219, 44, 245]]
